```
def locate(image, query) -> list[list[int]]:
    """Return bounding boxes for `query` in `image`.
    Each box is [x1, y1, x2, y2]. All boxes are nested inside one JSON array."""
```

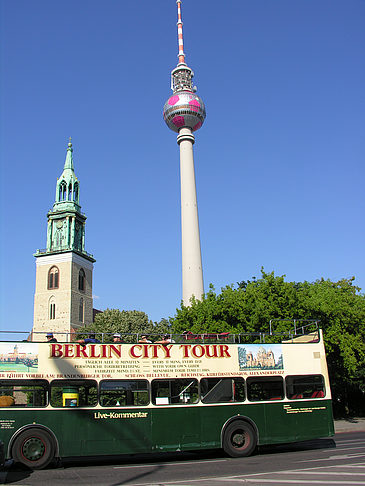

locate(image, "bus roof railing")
[[269, 319, 320, 336], [0, 320, 320, 344]]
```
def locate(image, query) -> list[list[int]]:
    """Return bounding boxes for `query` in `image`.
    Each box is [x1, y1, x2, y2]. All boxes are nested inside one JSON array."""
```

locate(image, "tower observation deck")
[[163, 0, 206, 306]]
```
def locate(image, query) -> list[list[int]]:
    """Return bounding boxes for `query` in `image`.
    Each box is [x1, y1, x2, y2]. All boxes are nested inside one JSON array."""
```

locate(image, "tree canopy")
[[79, 309, 169, 342], [170, 270, 365, 417]]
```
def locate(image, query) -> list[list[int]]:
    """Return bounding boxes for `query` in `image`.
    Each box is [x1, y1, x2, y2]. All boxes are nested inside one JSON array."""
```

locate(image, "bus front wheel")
[[12, 428, 55, 469], [223, 421, 257, 458]]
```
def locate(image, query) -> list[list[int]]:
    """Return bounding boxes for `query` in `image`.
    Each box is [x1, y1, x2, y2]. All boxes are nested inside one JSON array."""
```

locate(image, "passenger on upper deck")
[[155, 334, 175, 345], [46, 332, 57, 343], [113, 333, 122, 343], [182, 330, 193, 339], [138, 335, 152, 343], [77, 333, 100, 344]]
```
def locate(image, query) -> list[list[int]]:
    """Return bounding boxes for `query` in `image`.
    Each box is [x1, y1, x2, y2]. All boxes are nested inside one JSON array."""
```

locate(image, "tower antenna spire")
[[176, 0, 186, 65]]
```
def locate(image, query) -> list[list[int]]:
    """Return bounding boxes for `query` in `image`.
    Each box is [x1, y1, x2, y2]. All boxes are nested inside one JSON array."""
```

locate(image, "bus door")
[[97, 380, 152, 454], [283, 375, 333, 440], [151, 379, 200, 451], [50, 380, 99, 457], [199, 377, 250, 449], [246, 376, 294, 443]]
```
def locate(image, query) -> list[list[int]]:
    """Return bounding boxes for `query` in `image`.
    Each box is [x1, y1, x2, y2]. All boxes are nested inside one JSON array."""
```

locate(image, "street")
[[0, 431, 364, 485]]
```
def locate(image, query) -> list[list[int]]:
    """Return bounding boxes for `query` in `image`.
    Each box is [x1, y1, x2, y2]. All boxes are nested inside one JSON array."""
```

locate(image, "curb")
[[334, 418, 365, 433]]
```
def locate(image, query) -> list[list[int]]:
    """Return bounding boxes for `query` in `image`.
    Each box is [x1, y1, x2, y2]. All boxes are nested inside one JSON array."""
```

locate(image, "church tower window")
[[73, 182, 79, 203], [79, 269, 85, 291], [48, 266, 59, 289], [79, 298, 84, 322], [59, 181, 67, 201], [50, 302, 56, 320]]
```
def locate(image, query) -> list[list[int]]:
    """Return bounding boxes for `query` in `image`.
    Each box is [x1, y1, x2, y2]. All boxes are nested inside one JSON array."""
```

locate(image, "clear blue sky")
[[1, 0, 364, 332]]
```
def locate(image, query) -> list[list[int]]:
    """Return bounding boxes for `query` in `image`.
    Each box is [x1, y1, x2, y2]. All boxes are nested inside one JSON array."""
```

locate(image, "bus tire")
[[12, 428, 55, 469], [222, 421, 257, 458]]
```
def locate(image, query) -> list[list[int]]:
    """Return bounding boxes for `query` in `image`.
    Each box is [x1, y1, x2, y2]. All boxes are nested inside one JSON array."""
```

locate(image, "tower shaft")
[[163, 0, 206, 306], [178, 128, 204, 305]]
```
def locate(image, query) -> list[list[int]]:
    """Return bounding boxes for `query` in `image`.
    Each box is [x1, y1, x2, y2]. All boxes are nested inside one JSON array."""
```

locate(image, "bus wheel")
[[12, 428, 55, 469], [223, 421, 257, 458]]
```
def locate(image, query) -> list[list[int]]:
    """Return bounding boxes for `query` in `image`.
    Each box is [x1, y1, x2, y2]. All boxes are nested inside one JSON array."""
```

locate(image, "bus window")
[[247, 377, 284, 402], [286, 375, 325, 399], [0, 380, 48, 407], [100, 380, 149, 407], [50, 380, 97, 407], [201, 377, 245, 403], [152, 379, 198, 405]]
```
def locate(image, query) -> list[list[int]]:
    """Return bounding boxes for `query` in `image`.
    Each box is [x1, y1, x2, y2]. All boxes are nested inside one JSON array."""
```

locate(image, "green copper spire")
[[34, 139, 94, 262], [63, 137, 75, 170], [53, 138, 80, 212]]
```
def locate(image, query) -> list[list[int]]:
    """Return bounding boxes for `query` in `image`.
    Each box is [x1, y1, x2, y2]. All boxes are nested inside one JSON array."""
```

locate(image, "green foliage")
[[79, 309, 170, 342], [170, 269, 365, 417]]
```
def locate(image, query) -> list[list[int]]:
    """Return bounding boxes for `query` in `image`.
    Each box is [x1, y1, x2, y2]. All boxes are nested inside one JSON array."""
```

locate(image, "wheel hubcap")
[[232, 431, 246, 448], [22, 438, 45, 461]]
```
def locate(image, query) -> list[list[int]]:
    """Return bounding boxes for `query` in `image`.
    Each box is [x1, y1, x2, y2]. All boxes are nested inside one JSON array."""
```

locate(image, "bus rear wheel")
[[12, 428, 55, 469], [223, 421, 257, 458]]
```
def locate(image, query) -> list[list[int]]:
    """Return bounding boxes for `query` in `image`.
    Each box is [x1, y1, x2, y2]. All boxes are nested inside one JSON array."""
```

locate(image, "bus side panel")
[[260, 399, 334, 445], [0, 410, 31, 458], [151, 407, 201, 451], [291, 399, 334, 441], [199, 404, 266, 448], [1, 409, 152, 458], [59, 409, 152, 456]]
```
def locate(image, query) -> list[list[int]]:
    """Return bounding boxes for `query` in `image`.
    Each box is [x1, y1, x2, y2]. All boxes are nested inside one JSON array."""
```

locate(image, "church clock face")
[[54, 219, 66, 248]]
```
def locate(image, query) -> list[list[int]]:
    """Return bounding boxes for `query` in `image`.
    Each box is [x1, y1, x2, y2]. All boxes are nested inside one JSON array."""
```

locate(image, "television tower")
[[163, 0, 206, 306]]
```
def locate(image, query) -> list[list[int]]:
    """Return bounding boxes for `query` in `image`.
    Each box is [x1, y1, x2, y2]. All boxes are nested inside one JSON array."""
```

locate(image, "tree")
[[170, 269, 365, 417], [78, 309, 170, 342], [294, 277, 365, 417]]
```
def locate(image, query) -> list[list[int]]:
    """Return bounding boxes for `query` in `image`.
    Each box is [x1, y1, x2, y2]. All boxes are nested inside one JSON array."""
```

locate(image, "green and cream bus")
[[0, 323, 334, 469]]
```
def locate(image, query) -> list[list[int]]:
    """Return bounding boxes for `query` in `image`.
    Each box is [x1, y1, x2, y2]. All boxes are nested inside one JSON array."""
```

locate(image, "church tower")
[[32, 140, 95, 341]]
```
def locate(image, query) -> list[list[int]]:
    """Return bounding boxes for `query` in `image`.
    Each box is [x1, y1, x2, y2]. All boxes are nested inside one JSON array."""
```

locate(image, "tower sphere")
[[163, 91, 206, 133]]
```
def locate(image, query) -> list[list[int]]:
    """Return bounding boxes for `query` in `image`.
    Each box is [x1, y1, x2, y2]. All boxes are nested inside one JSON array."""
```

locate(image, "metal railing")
[[34, 248, 94, 258], [269, 319, 320, 336], [0, 320, 320, 345]]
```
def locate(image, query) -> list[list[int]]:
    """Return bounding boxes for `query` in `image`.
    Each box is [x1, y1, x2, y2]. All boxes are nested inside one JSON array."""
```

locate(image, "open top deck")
[[1, 320, 320, 345]]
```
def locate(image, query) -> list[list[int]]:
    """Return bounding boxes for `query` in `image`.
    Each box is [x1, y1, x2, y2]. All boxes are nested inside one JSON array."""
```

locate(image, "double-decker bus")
[[0, 322, 334, 469]]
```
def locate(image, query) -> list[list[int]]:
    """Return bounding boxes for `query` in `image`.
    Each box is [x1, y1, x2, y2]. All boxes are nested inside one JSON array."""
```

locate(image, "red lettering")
[[205, 345, 218, 358], [50, 343, 63, 357], [180, 345, 191, 358], [150, 345, 159, 359], [142, 345, 149, 359], [192, 345, 205, 358], [219, 345, 231, 358], [89, 345, 100, 358], [63, 344, 74, 358], [129, 345, 142, 358], [75, 345, 89, 358], [100, 345, 108, 358], [160, 344, 172, 358], [109, 345, 122, 359]]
